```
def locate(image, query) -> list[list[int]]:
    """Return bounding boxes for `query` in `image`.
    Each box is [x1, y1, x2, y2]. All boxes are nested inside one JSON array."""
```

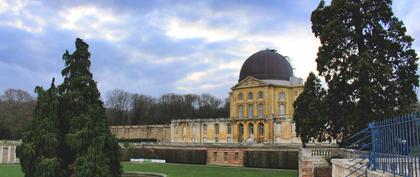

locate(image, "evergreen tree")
[[17, 38, 121, 177], [58, 38, 121, 177], [293, 73, 327, 147], [311, 0, 419, 139], [17, 79, 64, 177]]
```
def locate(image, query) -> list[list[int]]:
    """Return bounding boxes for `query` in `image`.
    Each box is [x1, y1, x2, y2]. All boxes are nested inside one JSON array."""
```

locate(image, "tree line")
[[105, 89, 229, 125]]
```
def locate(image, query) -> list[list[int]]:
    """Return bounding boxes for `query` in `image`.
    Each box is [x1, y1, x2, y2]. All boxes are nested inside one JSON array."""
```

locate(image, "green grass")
[[0, 163, 297, 177]]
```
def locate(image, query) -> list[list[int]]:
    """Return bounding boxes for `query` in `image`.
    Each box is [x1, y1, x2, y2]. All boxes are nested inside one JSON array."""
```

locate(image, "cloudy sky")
[[0, 0, 419, 99]]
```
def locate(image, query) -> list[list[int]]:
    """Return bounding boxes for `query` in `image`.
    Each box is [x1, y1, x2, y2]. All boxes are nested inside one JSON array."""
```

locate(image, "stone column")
[[0, 146, 3, 163], [8, 146, 11, 163]]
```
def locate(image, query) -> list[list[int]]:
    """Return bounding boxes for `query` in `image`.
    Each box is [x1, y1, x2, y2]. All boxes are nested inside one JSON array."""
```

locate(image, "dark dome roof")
[[239, 49, 293, 82]]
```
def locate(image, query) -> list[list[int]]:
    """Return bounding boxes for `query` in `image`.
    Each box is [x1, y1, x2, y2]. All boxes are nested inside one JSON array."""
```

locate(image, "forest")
[[0, 88, 229, 139]]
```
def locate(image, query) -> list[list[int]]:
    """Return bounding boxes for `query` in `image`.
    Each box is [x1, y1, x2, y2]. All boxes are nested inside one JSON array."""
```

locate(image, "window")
[[280, 92, 286, 101], [203, 137, 207, 143], [227, 124, 232, 134], [227, 137, 232, 143], [234, 152, 239, 160], [238, 93, 243, 100], [183, 127, 186, 136], [203, 124, 207, 136], [215, 124, 219, 134], [280, 103, 285, 116], [175, 126, 178, 135], [192, 125, 196, 136], [239, 124, 244, 136], [213, 152, 217, 161], [249, 123, 254, 137], [238, 105, 243, 118], [258, 91, 263, 99], [259, 123, 264, 137], [215, 137, 219, 143], [248, 92, 253, 100], [248, 104, 253, 118], [192, 137, 196, 143], [258, 104, 263, 117], [224, 152, 228, 161]]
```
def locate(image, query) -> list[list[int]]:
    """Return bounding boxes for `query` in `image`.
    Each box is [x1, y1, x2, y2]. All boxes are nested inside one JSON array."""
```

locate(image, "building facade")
[[170, 49, 304, 144], [110, 49, 304, 145]]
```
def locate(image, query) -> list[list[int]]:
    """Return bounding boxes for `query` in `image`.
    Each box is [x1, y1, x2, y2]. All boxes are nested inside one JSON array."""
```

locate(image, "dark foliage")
[[310, 0, 419, 141], [17, 38, 122, 177], [293, 73, 327, 146], [106, 91, 229, 125], [0, 89, 35, 139]]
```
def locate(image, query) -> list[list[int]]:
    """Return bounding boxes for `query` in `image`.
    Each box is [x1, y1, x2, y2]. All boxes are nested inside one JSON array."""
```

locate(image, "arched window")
[[239, 124, 244, 136], [248, 104, 253, 118], [258, 123, 264, 136], [249, 123, 254, 137], [258, 91, 263, 99], [203, 124, 207, 136], [258, 123, 264, 143], [238, 93, 243, 100], [279, 92, 286, 101], [248, 92, 253, 100], [227, 124, 232, 134], [175, 125, 178, 135], [258, 104, 263, 117], [238, 105, 243, 118], [215, 124, 219, 134]]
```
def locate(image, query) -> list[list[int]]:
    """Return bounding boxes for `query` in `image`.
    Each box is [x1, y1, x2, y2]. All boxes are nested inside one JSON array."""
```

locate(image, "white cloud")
[[0, 0, 45, 33], [165, 18, 240, 42], [59, 6, 129, 41]]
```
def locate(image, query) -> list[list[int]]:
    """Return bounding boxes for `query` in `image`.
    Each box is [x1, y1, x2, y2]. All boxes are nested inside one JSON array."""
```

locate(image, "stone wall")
[[111, 125, 170, 143], [207, 147, 244, 166], [0, 140, 19, 164], [331, 159, 396, 177]]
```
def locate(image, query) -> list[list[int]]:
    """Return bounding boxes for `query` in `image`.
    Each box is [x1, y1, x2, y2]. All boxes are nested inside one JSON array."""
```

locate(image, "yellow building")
[[170, 49, 304, 144]]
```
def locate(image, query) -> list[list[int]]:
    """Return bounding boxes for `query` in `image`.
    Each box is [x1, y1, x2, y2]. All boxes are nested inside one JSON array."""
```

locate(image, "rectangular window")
[[248, 104, 253, 118], [280, 103, 285, 116], [224, 152, 228, 161], [227, 124, 232, 134], [234, 152, 239, 160], [215, 137, 219, 143], [280, 92, 286, 101], [258, 104, 263, 117], [238, 105, 243, 118]]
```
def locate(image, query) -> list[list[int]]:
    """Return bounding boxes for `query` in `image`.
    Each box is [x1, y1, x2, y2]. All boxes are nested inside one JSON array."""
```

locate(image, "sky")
[[0, 0, 420, 99]]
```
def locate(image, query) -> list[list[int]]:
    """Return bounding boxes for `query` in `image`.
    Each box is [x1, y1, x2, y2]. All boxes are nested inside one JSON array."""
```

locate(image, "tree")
[[293, 73, 327, 147], [17, 79, 64, 177], [311, 0, 419, 140], [0, 89, 35, 139], [106, 89, 132, 125], [17, 38, 122, 177]]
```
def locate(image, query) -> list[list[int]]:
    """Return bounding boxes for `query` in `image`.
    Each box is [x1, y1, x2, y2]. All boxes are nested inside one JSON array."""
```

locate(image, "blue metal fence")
[[370, 112, 420, 177], [347, 112, 420, 177]]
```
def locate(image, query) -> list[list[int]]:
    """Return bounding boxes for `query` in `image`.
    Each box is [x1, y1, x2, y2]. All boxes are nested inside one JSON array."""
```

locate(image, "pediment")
[[231, 76, 268, 89]]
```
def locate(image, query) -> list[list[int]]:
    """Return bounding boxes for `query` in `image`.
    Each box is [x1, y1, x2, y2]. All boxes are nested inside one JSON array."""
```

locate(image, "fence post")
[[369, 122, 377, 171]]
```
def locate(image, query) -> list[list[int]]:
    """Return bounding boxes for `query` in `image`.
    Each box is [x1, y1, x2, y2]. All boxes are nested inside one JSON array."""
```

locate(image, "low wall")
[[122, 144, 301, 169], [122, 146, 207, 164], [111, 125, 170, 143], [244, 150, 298, 169]]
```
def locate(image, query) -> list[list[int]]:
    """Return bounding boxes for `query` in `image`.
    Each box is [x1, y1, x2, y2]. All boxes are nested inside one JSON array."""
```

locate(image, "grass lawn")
[[0, 163, 297, 177]]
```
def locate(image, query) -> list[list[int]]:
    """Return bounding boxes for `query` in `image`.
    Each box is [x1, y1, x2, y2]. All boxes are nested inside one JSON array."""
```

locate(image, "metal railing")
[[345, 112, 420, 177]]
